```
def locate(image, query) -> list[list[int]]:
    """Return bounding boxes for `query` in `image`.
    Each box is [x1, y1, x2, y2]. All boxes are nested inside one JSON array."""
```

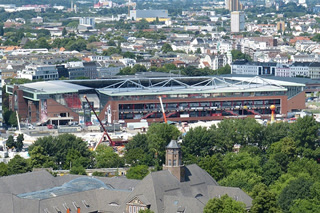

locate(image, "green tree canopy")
[[126, 165, 150, 180], [278, 177, 313, 212], [95, 145, 124, 168], [203, 194, 246, 213], [7, 155, 31, 175], [251, 183, 280, 213], [161, 43, 173, 53], [28, 134, 91, 169]]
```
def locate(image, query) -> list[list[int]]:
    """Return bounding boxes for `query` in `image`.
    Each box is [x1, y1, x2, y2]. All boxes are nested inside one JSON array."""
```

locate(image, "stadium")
[[6, 76, 306, 125]]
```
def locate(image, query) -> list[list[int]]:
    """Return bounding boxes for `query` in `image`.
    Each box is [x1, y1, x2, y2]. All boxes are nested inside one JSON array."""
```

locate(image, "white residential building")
[[119, 58, 136, 67], [290, 62, 309, 77], [309, 62, 320, 79], [275, 64, 291, 77], [17, 65, 58, 80], [231, 60, 277, 75], [199, 54, 231, 70]]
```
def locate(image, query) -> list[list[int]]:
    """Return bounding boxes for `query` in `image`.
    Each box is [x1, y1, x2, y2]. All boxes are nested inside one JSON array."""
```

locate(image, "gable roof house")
[[0, 140, 252, 213]]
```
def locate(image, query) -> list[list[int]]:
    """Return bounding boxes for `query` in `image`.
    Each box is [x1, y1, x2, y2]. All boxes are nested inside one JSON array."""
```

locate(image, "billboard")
[[40, 99, 47, 123]]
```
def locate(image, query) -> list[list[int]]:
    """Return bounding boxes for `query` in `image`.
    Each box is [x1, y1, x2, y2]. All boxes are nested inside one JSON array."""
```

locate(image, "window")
[[168, 159, 172, 166]]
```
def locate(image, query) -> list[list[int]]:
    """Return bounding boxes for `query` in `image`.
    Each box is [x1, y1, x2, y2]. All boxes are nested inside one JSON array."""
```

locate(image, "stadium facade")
[[6, 76, 305, 125]]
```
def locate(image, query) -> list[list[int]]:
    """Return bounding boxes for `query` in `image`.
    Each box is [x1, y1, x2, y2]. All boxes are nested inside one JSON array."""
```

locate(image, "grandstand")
[[7, 76, 306, 125]]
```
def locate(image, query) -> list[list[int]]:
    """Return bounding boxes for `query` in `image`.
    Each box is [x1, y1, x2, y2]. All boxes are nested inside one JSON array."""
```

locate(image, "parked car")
[[27, 124, 35, 130]]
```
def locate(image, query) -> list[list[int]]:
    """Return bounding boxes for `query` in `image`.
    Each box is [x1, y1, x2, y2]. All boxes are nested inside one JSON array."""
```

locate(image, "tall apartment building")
[[231, 11, 245, 33], [229, 0, 241, 11], [277, 21, 285, 33], [79, 17, 95, 28], [225, 0, 230, 10]]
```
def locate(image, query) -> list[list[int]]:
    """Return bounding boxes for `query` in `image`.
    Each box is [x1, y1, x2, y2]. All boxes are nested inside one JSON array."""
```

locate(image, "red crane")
[[158, 96, 167, 123], [83, 95, 114, 149]]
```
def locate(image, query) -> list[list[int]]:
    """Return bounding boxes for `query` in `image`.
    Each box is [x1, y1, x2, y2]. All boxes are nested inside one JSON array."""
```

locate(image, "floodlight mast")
[[83, 95, 114, 148], [158, 96, 167, 123]]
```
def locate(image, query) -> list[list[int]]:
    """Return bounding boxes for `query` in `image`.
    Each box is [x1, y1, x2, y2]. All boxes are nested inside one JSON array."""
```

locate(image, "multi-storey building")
[[307, 62, 320, 79], [17, 65, 58, 81], [231, 60, 277, 75], [231, 11, 245, 33]]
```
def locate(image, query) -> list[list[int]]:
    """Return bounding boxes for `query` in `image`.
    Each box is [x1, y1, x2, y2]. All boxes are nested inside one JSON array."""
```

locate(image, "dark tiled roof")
[[166, 140, 181, 149]]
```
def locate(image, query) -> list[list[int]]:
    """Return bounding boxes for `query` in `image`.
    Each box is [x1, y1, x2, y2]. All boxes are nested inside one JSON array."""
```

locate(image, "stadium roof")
[[8, 76, 305, 99], [20, 81, 92, 94], [96, 76, 302, 96]]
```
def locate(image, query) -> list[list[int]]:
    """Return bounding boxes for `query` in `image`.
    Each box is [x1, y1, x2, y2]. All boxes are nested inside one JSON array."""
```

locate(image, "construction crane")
[[158, 96, 167, 123], [83, 95, 114, 149]]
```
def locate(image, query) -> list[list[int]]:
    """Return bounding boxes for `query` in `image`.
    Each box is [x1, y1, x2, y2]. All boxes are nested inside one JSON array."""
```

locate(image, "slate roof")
[[0, 165, 252, 213], [166, 140, 181, 149]]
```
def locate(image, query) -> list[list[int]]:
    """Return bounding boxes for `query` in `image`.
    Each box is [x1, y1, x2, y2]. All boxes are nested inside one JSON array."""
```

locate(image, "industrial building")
[[6, 76, 305, 125], [129, 10, 169, 22]]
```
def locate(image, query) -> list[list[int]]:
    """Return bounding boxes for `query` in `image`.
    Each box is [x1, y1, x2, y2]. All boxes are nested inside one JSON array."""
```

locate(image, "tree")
[[28, 134, 92, 169], [135, 19, 149, 30], [251, 183, 280, 213], [222, 152, 262, 176], [262, 159, 283, 186], [290, 199, 320, 213], [7, 155, 31, 175], [219, 169, 262, 193], [8, 111, 18, 127], [262, 122, 290, 148], [95, 145, 124, 168], [203, 194, 246, 213], [107, 40, 116, 46], [6, 135, 15, 149], [161, 43, 173, 53], [289, 116, 319, 152], [29, 145, 53, 168], [198, 154, 225, 181], [102, 47, 121, 56], [88, 35, 97, 43], [182, 126, 217, 157], [70, 164, 86, 175], [147, 123, 180, 166], [311, 34, 320, 42], [268, 137, 297, 172], [15, 134, 24, 152], [126, 165, 150, 180], [0, 25, 3, 37], [195, 47, 201, 54], [139, 209, 154, 213], [278, 177, 313, 212], [0, 162, 8, 176], [231, 50, 252, 62], [62, 27, 67, 36]]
